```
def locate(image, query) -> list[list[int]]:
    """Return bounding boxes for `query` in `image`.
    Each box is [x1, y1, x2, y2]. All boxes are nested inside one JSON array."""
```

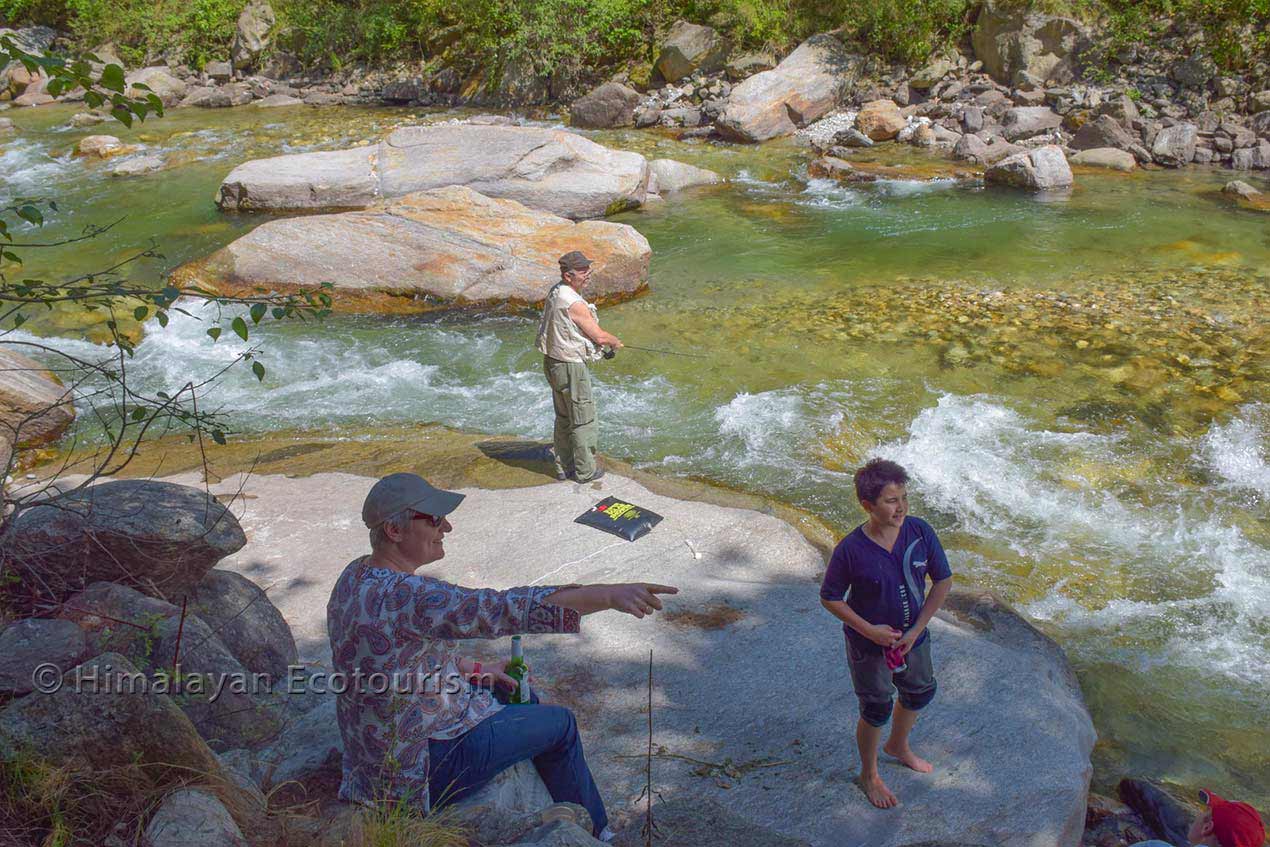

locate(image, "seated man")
[[326, 472, 677, 840], [1131, 789, 1264, 847]]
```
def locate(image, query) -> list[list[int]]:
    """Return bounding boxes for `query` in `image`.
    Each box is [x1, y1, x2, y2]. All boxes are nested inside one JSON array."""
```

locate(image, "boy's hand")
[[863, 623, 903, 648], [896, 628, 922, 655]]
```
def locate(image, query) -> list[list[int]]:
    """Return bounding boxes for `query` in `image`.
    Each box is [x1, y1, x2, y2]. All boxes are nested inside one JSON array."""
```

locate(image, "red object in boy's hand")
[[884, 647, 907, 671]]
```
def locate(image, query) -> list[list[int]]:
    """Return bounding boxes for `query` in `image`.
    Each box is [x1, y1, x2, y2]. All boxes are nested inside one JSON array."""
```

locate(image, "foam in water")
[[1202, 403, 1270, 501], [0, 141, 73, 199]]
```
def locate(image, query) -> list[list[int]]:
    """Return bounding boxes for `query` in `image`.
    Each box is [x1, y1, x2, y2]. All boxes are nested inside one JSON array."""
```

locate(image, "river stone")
[[1152, 123, 1197, 167], [856, 99, 906, 141], [254, 93, 303, 107], [971, 0, 1087, 86], [910, 54, 958, 90], [726, 52, 776, 82], [207, 469, 1096, 847], [0, 347, 74, 449], [648, 158, 721, 193], [4, 479, 246, 602], [187, 186, 650, 311], [217, 124, 650, 220], [143, 788, 248, 847], [0, 618, 86, 695], [654, 20, 728, 84], [231, 0, 275, 71], [1001, 105, 1062, 140], [1118, 779, 1194, 846], [716, 34, 859, 143], [59, 582, 283, 751], [182, 84, 253, 108], [249, 698, 340, 792], [74, 134, 132, 158], [954, 134, 1024, 165], [1223, 180, 1262, 199], [1231, 139, 1270, 170], [570, 82, 642, 128], [985, 144, 1073, 190], [1070, 114, 1136, 151], [190, 569, 298, 679], [1070, 147, 1136, 171], [205, 61, 233, 82], [126, 66, 188, 107], [68, 111, 104, 128], [1094, 93, 1140, 125], [112, 154, 166, 177], [514, 819, 603, 846]]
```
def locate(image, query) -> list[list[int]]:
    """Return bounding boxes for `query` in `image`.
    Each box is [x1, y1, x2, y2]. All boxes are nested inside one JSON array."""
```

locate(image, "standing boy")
[[819, 458, 954, 809]]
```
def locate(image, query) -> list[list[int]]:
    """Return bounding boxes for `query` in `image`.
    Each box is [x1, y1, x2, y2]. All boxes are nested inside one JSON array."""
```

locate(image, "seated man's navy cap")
[[362, 473, 465, 528], [558, 251, 593, 271]]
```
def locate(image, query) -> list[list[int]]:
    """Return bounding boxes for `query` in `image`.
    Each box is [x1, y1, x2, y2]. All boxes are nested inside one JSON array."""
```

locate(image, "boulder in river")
[[569, 81, 642, 129], [716, 34, 859, 143], [648, 158, 722, 193], [653, 20, 729, 84], [3, 479, 246, 602], [0, 347, 75, 451], [1152, 123, 1198, 167], [1070, 147, 1136, 171], [125, 66, 188, 107], [74, 134, 135, 158], [855, 99, 907, 141], [986, 144, 1073, 190], [216, 124, 650, 220], [183, 185, 651, 313]]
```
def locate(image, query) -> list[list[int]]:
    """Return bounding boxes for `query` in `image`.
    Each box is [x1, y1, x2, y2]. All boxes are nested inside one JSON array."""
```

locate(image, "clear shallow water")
[[4, 103, 1268, 803]]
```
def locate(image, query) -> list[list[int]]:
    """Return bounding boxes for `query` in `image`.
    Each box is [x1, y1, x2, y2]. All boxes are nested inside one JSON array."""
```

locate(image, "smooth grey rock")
[[142, 788, 247, 847], [216, 748, 267, 803], [182, 84, 252, 108], [1070, 147, 1136, 171], [202, 469, 1096, 847], [910, 54, 958, 89], [187, 186, 651, 309], [191, 569, 298, 679], [0, 347, 74, 449], [238, 698, 341, 792], [972, 0, 1087, 86], [726, 52, 776, 82], [1248, 90, 1270, 114], [514, 819, 603, 846], [254, 93, 302, 108], [961, 106, 985, 133], [111, 154, 166, 177], [716, 34, 859, 143], [1118, 779, 1193, 847], [1231, 140, 1270, 170], [217, 124, 650, 220], [0, 618, 85, 695], [231, 0, 275, 71], [205, 61, 233, 82], [1223, 180, 1262, 199], [1171, 55, 1216, 89], [5, 480, 245, 602], [1002, 105, 1062, 140], [1152, 123, 1197, 167], [648, 158, 721, 193], [125, 67, 188, 106], [986, 144, 1074, 189], [1070, 114, 1136, 151], [654, 21, 728, 83], [834, 127, 874, 147], [58, 582, 283, 750], [1094, 93, 1140, 125], [624, 797, 812, 846], [570, 82, 641, 128], [460, 759, 554, 813], [659, 106, 702, 127], [68, 111, 105, 127]]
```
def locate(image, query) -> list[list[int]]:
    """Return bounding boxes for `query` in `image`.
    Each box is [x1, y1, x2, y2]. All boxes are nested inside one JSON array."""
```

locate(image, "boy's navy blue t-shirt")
[[819, 516, 952, 655]]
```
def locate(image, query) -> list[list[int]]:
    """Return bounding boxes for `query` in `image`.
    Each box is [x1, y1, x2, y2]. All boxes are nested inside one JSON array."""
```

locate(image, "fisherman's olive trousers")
[[543, 356, 598, 481]]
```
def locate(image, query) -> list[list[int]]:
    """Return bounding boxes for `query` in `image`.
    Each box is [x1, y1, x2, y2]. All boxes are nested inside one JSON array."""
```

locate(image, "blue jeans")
[[427, 689, 608, 836]]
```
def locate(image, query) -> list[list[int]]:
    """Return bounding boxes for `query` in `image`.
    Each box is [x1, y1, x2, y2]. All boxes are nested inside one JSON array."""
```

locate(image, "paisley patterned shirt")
[[326, 556, 581, 811]]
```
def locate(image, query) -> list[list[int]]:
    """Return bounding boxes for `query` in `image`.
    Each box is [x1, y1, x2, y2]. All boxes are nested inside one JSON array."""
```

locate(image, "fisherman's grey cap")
[[558, 250, 593, 271], [362, 472, 465, 528]]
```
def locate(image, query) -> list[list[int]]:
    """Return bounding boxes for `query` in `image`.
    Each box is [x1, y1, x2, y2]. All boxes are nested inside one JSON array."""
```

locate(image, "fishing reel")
[[603, 347, 616, 360]]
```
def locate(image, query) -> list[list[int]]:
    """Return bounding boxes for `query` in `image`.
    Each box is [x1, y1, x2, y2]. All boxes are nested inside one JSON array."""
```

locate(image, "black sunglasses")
[[410, 511, 445, 527]]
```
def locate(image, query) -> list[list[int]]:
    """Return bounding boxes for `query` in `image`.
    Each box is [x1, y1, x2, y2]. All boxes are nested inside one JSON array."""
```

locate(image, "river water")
[[4, 102, 1268, 804]]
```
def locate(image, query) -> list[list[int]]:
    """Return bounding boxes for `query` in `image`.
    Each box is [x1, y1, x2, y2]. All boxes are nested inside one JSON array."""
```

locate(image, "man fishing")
[[536, 251, 623, 484]]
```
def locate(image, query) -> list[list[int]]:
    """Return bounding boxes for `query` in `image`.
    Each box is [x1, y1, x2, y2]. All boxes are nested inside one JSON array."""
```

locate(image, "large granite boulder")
[[0, 618, 86, 695], [190, 569, 298, 679], [226, 698, 340, 794], [653, 21, 729, 84], [648, 158, 722, 193], [1152, 123, 1197, 167], [972, 0, 1088, 86], [570, 82, 642, 128], [126, 66, 188, 107], [1001, 105, 1062, 140], [0, 347, 74, 451], [1070, 113, 1137, 151], [1070, 147, 1136, 171], [231, 0, 275, 71], [856, 99, 907, 141], [185, 186, 650, 312], [143, 788, 249, 847], [716, 34, 859, 143], [216, 124, 650, 220], [2, 479, 246, 602], [1231, 139, 1270, 170], [986, 144, 1073, 190], [59, 582, 284, 750]]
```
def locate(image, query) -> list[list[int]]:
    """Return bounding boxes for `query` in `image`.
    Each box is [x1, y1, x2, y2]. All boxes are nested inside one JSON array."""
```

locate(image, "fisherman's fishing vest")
[[536, 283, 602, 363]]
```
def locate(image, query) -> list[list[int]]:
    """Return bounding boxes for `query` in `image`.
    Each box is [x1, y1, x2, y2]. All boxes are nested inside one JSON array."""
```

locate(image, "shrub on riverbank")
[[1, 0, 1266, 77]]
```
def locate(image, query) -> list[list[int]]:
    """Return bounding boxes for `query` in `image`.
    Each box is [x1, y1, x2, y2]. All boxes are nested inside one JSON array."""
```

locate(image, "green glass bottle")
[[506, 635, 531, 705]]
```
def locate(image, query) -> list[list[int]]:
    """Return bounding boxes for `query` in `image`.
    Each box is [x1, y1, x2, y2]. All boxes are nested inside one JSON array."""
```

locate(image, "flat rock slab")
[[177, 186, 650, 313], [217, 123, 651, 220], [174, 468, 1095, 847], [0, 347, 75, 448]]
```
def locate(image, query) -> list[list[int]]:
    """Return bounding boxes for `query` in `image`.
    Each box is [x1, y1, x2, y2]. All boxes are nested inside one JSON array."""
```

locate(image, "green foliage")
[[832, 0, 972, 65]]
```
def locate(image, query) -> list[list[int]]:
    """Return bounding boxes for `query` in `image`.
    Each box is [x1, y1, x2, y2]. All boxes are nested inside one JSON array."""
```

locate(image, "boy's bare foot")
[[883, 741, 933, 773], [859, 773, 899, 809]]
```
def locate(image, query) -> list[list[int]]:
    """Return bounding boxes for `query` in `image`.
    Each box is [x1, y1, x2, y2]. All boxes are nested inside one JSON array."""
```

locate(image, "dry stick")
[[643, 648, 657, 847], [171, 596, 188, 676]]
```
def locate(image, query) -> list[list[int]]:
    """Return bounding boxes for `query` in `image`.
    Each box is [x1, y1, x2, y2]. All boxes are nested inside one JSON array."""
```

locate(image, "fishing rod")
[[603, 345, 707, 360]]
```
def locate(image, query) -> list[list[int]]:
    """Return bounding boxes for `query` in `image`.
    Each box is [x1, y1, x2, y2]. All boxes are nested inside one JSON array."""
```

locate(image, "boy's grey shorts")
[[845, 634, 937, 727]]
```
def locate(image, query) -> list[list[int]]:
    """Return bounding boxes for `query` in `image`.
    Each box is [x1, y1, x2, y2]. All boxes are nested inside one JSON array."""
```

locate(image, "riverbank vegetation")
[[1, 0, 1267, 81]]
